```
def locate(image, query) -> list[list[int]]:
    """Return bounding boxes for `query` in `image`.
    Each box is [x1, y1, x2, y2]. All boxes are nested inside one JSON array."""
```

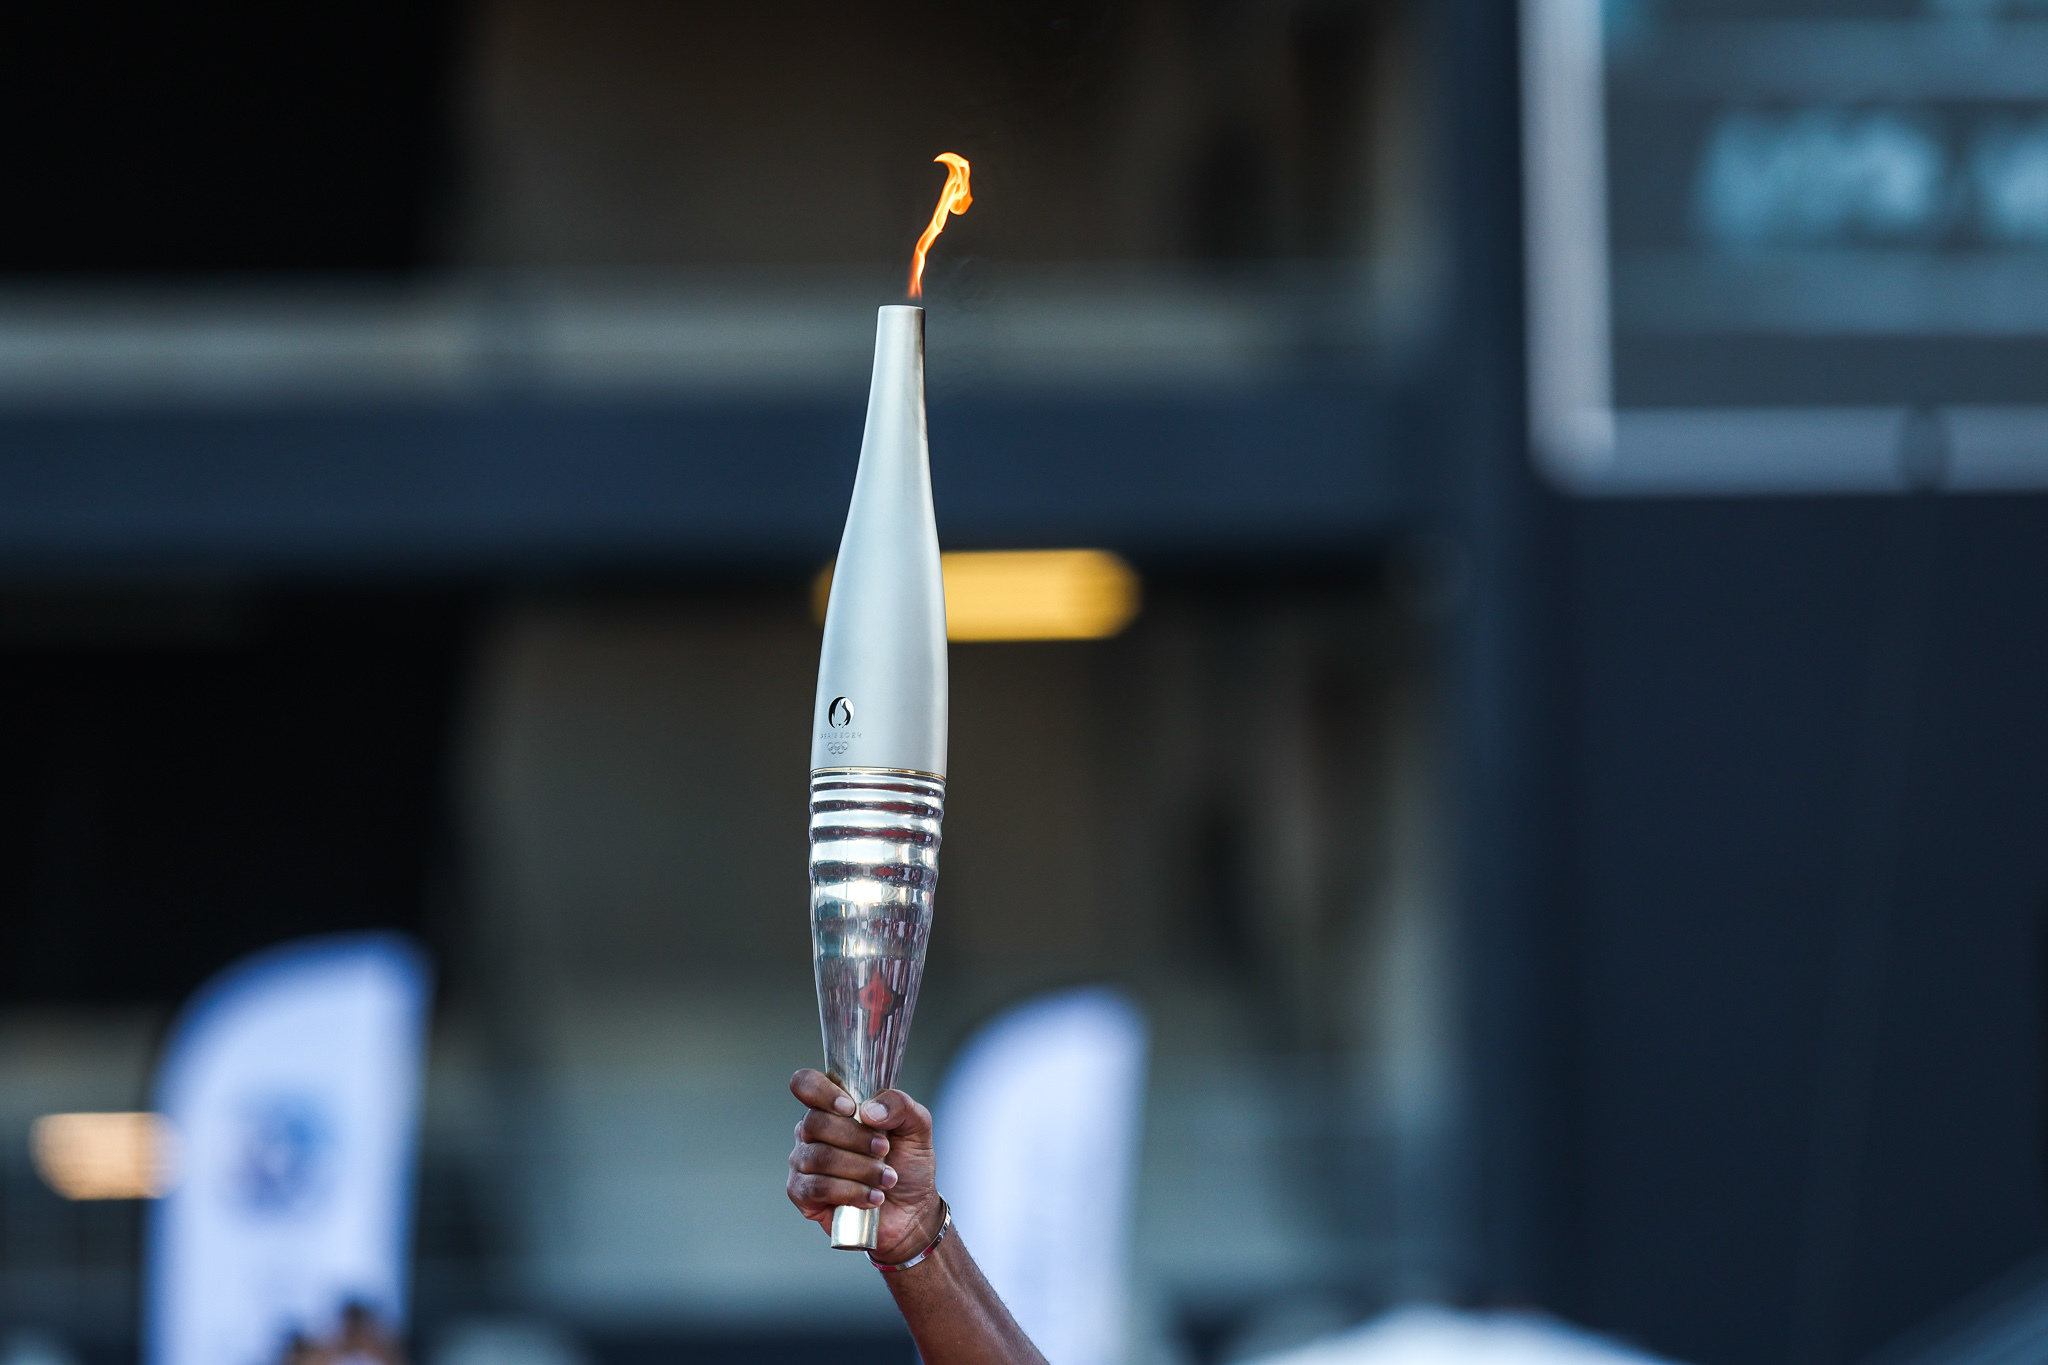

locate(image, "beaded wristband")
[[870, 1198, 952, 1273]]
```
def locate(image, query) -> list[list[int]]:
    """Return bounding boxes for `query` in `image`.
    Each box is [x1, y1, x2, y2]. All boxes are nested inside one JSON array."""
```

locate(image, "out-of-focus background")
[[0, 1, 2042, 1364]]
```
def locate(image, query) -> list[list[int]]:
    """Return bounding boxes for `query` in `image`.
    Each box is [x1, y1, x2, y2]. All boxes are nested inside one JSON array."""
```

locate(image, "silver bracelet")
[[870, 1198, 951, 1273]]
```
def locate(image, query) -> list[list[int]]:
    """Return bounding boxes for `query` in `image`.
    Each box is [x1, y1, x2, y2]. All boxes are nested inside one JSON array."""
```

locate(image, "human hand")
[[787, 1068, 943, 1264]]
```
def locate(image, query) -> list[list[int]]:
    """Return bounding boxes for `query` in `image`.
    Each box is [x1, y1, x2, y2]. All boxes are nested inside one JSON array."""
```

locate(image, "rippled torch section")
[[809, 772, 942, 1118], [809, 302, 948, 1250]]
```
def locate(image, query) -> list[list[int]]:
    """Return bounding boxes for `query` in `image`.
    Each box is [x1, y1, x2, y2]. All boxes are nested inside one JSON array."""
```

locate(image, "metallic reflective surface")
[[829, 1204, 879, 1252], [809, 767, 944, 1249], [810, 306, 949, 777]]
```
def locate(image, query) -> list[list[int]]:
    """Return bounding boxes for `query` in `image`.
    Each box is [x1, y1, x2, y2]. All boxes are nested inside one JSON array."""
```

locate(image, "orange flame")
[[909, 153, 972, 299]]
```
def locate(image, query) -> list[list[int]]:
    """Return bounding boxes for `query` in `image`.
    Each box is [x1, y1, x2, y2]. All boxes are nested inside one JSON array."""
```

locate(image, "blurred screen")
[[1610, 0, 2048, 408], [1525, 0, 2048, 491]]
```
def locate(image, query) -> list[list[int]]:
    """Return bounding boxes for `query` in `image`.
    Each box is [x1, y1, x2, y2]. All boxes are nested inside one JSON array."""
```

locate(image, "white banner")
[[145, 934, 432, 1365], [937, 987, 1148, 1365]]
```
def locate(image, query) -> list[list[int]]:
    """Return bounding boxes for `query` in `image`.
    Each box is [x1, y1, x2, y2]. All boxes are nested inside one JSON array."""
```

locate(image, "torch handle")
[[830, 1202, 880, 1250], [810, 770, 942, 1256]]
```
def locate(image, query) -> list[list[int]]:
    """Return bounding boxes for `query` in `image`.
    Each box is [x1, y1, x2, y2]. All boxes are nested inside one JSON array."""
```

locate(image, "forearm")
[[881, 1230, 1048, 1365]]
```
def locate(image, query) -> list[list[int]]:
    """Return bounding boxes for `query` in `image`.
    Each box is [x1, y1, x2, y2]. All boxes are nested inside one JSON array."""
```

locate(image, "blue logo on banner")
[[234, 1096, 333, 1215]]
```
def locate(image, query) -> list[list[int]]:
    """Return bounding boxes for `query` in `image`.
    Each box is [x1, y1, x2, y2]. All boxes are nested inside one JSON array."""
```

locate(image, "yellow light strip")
[[812, 549, 1141, 642], [30, 1112, 177, 1200]]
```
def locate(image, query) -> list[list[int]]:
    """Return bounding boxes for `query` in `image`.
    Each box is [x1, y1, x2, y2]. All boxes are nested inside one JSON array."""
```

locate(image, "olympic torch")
[[808, 155, 969, 1252]]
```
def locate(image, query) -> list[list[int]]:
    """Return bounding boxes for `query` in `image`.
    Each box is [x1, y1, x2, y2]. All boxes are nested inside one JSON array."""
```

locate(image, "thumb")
[[858, 1089, 932, 1140]]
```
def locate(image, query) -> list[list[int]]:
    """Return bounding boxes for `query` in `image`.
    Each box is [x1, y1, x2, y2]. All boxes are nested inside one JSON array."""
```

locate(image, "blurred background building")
[[0, 2, 2040, 1365]]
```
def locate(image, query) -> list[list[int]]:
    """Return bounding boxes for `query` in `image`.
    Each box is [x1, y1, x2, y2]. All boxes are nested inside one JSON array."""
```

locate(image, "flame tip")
[[908, 153, 973, 299]]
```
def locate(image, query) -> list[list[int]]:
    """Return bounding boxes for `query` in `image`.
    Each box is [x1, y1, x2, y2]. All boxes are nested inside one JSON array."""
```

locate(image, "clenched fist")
[[786, 1067, 944, 1265]]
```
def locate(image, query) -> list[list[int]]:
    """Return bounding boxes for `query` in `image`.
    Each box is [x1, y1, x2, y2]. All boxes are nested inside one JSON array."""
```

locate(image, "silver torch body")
[[809, 305, 948, 1251]]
